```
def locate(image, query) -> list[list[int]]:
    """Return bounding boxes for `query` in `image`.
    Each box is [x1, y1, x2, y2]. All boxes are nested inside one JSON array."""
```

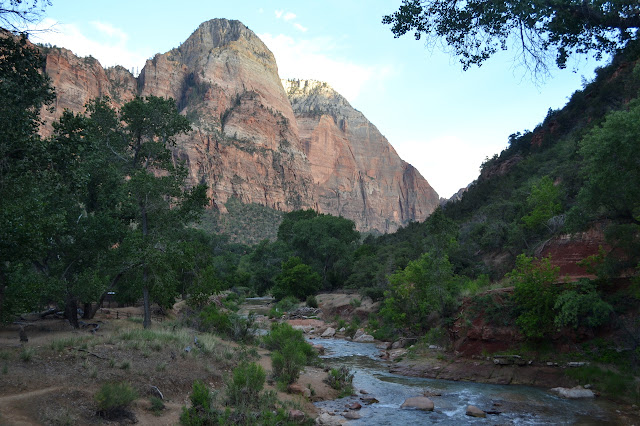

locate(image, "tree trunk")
[[66, 293, 79, 329], [142, 280, 151, 329], [82, 302, 92, 319]]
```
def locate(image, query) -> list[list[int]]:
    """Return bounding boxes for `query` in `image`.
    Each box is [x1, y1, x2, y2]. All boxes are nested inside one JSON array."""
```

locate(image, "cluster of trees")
[[1, 34, 209, 327]]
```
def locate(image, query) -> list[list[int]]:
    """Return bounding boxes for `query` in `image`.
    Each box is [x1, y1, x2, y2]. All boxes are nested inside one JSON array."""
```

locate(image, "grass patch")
[[20, 347, 34, 362], [566, 365, 639, 402]]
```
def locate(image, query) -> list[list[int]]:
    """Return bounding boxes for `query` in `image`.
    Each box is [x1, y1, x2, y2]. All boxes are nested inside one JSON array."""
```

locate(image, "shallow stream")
[[313, 338, 620, 425]]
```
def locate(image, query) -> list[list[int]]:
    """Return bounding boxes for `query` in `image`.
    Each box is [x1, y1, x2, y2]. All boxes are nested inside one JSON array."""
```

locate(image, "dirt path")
[[0, 386, 62, 425]]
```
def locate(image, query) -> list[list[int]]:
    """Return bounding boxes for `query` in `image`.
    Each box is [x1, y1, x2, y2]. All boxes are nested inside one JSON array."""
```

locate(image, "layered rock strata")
[[38, 19, 438, 232], [284, 79, 439, 232]]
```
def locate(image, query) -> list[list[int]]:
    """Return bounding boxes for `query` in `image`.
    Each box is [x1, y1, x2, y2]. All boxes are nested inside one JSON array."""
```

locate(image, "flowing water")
[[313, 338, 620, 425]]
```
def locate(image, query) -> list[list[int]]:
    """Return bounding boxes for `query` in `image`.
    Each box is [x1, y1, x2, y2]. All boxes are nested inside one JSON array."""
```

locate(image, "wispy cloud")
[[274, 9, 307, 32], [32, 18, 148, 74], [259, 32, 394, 103], [293, 23, 307, 32]]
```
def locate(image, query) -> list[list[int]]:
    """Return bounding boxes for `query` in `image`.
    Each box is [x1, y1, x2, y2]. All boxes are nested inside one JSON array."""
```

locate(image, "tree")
[[577, 99, 640, 225], [381, 252, 459, 333], [0, 32, 55, 320], [521, 175, 563, 231], [383, 0, 640, 77], [271, 257, 321, 301], [0, 1, 51, 33], [277, 210, 360, 288], [117, 96, 207, 328], [509, 254, 560, 339]]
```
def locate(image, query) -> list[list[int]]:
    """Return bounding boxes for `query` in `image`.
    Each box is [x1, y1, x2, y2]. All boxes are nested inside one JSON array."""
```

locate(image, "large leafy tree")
[[116, 96, 207, 328], [383, 1, 640, 76], [277, 210, 360, 289], [0, 33, 55, 320], [381, 251, 459, 333]]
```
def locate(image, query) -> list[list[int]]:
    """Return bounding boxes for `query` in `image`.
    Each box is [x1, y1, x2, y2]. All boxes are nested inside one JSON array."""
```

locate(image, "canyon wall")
[[40, 19, 438, 233]]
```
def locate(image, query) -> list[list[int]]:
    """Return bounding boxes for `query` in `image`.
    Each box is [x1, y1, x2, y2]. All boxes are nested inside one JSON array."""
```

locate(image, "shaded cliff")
[[284, 79, 439, 232]]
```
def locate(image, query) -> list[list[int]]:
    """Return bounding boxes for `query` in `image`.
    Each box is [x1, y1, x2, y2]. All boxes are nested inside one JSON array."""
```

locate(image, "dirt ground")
[[0, 306, 334, 425]]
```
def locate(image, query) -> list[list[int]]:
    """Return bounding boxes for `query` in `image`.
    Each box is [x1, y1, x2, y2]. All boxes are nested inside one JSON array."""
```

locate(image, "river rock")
[[288, 383, 312, 398], [289, 409, 306, 422], [360, 396, 379, 404], [343, 411, 361, 420], [315, 412, 346, 425], [312, 344, 325, 355], [377, 342, 392, 350], [391, 340, 403, 349], [346, 402, 361, 410], [400, 396, 434, 411], [466, 405, 486, 418], [354, 333, 375, 343], [550, 386, 595, 399], [321, 327, 336, 338]]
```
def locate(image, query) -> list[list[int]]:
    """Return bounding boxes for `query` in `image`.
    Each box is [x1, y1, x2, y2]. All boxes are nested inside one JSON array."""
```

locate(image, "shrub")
[[268, 296, 299, 318], [509, 254, 561, 339], [180, 380, 216, 425], [95, 382, 138, 419], [226, 362, 266, 408], [199, 304, 232, 334], [262, 323, 314, 361], [264, 323, 316, 386], [554, 279, 613, 329], [149, 396, 165, 414], [325, 366, 354, 397], [306, 295, 318, 308], [272, 341, 307, 385]]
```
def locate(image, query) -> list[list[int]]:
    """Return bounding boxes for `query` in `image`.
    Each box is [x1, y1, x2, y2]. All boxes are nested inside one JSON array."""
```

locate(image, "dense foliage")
[[383, 0, 640, 76]]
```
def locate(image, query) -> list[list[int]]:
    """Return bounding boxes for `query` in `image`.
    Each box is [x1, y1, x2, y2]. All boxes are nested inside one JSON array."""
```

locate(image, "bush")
[[305, 295, 318, 308], [268, 296, 299, 318], [272, 341, 307, 385], [95, 382, 138, 419], [554, 280, 613, 330], [180, 380, 217, 425], [226, 362, 266, 408], [325, 366, 354, 397], [509, 254, 561, 339], [264, 323, 316, 386]]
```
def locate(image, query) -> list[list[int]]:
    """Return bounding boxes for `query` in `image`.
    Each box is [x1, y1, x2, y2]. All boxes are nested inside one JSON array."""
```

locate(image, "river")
[[313, 338, 621, 425]]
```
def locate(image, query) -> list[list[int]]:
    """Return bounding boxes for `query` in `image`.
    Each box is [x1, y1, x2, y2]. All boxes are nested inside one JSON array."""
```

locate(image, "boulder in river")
[[343, 411, 361, 420], [550, 386, 595, 399], [400, 396, 434, 411], [315, 412, 346, 425], [466, 405, 486, 418], [354, 333, 375, 343], [321, 327, 336, 338]]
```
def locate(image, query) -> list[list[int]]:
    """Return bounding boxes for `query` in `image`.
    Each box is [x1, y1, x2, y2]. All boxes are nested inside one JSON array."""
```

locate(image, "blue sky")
[[32, 1, 601, 198]]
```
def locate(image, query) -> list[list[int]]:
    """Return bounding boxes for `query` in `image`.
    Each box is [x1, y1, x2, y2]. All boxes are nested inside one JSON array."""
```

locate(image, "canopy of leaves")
[[383, 0, 640, 76]]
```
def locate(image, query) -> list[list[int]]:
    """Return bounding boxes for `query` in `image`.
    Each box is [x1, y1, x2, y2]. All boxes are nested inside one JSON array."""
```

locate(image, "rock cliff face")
[[284, 79, 439, 232], [39, 19, 438, 233]]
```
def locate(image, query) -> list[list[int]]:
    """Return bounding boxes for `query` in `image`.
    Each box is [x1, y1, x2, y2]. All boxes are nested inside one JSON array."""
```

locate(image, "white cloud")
[[275, 10, 283, 19], [293, 23, 308, 32], [394, 134, 505, 198], [90, 21, 128, 43], [32, 18, 148, 74], [283, 12, 296, 21], [260, 32, 393, 103]]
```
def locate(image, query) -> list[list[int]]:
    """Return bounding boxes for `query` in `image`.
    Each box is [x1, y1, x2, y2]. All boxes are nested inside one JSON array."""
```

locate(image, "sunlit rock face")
[[40, 19, 439, 232], [284, 79, 439, 232]]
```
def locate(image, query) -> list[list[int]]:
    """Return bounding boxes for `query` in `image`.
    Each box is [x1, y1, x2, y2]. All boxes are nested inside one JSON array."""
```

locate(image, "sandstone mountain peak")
[[40, 19, 439, 234]]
